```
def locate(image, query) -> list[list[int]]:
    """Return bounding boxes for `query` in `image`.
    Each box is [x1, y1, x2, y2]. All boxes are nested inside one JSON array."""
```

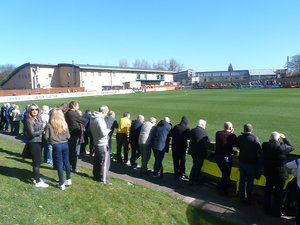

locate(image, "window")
[[157, 74, 164, 80], [48, 74, 52, 78], [137, 74, 146, 80]]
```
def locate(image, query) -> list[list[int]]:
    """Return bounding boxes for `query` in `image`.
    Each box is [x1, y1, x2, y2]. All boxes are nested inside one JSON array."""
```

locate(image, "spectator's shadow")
[[0, 148, 22, 158], [0, 165, 52, 184]]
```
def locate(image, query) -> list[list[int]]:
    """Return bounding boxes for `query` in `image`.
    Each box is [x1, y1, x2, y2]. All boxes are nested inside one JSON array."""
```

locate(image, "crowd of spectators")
[[1, 100, 299, 223]]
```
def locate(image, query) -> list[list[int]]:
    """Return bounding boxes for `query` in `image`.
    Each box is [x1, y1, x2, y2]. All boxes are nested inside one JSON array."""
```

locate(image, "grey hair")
[[149, 117, 157, 124], [270, 131, 280, 141], [224, 121, 233, 130], [99, 105, 109, 112], [197, 119, 207, 128]]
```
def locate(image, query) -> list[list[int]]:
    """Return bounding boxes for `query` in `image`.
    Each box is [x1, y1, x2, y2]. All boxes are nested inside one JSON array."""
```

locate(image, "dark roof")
[[74, 64, 175, 73]]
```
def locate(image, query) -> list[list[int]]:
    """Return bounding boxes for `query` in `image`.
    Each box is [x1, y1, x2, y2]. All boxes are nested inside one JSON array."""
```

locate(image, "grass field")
[[13, 88, 300, 153], [0, 137, 232, 225]]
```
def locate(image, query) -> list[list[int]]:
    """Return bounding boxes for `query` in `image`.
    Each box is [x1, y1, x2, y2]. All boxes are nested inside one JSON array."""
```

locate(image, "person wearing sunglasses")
[[24, 104, 49, 188]]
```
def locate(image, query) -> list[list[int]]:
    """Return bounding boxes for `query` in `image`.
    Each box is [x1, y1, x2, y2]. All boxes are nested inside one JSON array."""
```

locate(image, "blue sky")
[[1, 0, 299, 71]]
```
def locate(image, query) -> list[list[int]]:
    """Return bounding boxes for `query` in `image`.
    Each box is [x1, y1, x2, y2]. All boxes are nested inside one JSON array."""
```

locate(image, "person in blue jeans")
[[44, 109, 72, 190], [237, 124, 261, 203]]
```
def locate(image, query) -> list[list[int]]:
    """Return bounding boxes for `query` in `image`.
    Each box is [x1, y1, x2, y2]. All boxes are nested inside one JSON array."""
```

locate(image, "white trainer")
[[63, 179, 72, 186], [35, 179, 49, 188], [58, 184, 66, 191]]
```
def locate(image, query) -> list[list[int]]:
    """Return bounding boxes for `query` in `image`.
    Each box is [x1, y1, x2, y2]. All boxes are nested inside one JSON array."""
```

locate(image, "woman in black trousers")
[[24, 104, 49, 188]]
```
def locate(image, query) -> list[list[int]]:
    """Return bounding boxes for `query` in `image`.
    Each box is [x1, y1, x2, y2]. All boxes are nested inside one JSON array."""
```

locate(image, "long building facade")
[[1, 63, 175, 92], [174, 69, 279, 84]]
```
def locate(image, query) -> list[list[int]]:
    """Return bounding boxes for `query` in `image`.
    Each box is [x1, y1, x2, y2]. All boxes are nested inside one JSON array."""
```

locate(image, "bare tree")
[[118, 59, 129, 68], [133, 59, 151, 69], [287, 54, 300, 72], [0, 64, 16, 83], [121, 58, 184, 72], [167, 58, 184, 72], [153, 60, 168, 70]]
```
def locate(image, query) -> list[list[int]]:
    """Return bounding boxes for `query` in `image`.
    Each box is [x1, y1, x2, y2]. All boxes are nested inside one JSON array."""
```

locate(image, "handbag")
[[21, 143, 32, 159]]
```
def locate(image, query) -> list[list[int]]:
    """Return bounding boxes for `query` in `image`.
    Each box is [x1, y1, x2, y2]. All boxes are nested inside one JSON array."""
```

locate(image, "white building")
[[248, 69, 276, 80], [1, 63, 175, 92]]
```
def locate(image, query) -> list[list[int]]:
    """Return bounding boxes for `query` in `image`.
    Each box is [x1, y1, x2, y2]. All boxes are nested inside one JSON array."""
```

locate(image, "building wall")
[[164, 74, 174, 82], [31, 66, 57, 89], [3, 66, 32, 89], [58, 66, 80, 87], [81, 70, 104, 91], [2, 63, 174, 91]]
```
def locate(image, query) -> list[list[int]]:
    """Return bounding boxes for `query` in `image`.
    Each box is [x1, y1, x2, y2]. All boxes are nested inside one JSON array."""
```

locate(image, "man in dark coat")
[[188, 119, 210, 185], [170, 116, 190, 179], [215, 121, 237, 196], [262, 131, 294, 217], [151, 117, 172, 178], [237, 123, 261, 203], [65, 101, 86, 173], [0, 103, 6, 130], [129, 115, 144, 168]]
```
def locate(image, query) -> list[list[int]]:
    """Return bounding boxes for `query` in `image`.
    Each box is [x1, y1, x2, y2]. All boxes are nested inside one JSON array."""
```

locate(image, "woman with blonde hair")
[[44, 108, 71, 190], [24, 104, 49, 188]]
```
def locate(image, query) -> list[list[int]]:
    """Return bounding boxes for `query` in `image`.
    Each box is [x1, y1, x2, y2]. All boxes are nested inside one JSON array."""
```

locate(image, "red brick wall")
[[0, 87, 85, 96]]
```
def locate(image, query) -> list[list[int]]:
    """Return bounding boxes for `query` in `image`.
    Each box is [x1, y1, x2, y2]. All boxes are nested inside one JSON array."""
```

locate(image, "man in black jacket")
[[262, 131, 294, 217], [170, 116, 190, 179], [65, 101, 86, 173], [129, 115, 144, 168], [151, 117, 172, 178], [188, 119, 210, 185], [237, 124, 261, 203]]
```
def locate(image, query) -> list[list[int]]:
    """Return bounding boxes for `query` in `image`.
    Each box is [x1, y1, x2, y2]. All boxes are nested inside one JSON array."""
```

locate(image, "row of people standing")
[[114, 113, 296, 219], [0, 103, 21, 134], [21, 101, 298, 220]]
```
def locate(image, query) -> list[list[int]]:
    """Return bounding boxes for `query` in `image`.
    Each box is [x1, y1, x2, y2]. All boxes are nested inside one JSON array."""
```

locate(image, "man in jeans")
[[237, 124, 261, 203], [90, 105, 111, 184], [65, 101, 86, 173]]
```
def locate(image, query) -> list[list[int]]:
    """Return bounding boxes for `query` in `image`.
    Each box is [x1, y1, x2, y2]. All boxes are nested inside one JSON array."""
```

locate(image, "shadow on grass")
[[0, 165, 56, 185], [0, 131, 26, 143], [0, 147, 22, 158]]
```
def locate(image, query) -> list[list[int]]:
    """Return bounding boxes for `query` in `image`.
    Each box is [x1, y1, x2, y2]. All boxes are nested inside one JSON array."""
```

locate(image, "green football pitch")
[[16, 88, 300, 153]]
